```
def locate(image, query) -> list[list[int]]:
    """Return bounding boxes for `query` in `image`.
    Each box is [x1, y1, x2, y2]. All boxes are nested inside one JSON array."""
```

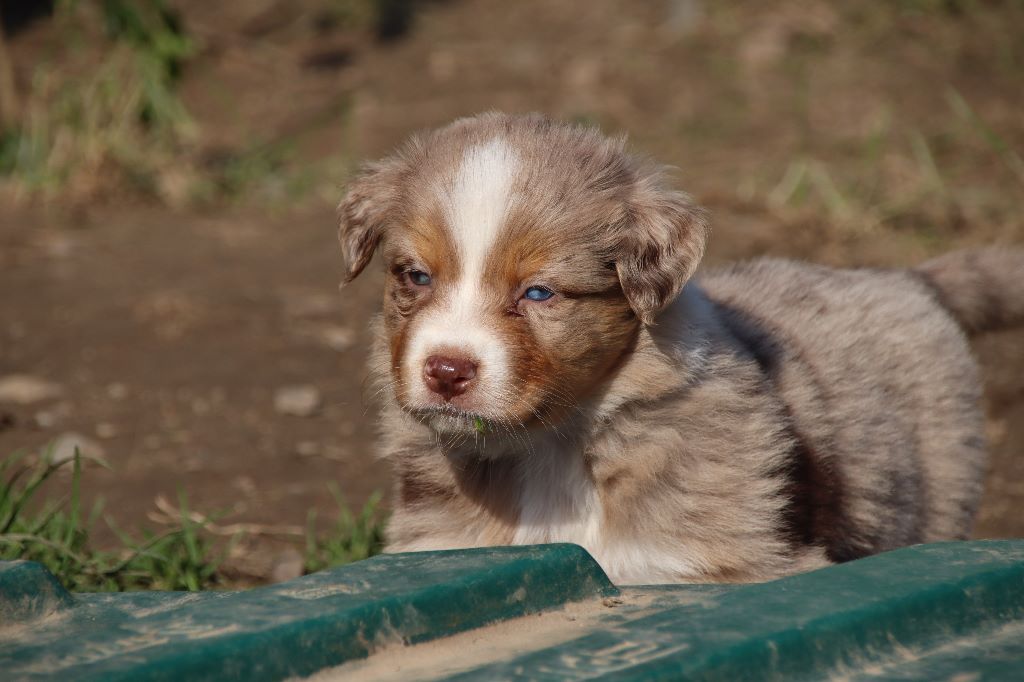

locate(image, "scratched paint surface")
[[2, 542, 1024, 681], [1, 545, 615, 681]]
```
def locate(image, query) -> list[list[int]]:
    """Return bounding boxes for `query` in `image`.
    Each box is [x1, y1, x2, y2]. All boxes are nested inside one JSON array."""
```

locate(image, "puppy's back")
[[699, 259, 985, 554]]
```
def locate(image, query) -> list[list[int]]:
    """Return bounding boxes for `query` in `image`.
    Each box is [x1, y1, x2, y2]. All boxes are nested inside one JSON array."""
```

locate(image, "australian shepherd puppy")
[[336, 112, 1023, 584]]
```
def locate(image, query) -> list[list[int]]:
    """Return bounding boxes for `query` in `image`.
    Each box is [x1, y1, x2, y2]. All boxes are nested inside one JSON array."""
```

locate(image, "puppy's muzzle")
[[423, 354, 478, 401]]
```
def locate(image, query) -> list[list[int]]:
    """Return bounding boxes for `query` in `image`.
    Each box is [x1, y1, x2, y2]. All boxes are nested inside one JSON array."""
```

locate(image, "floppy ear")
[[615, 171, 710, 325], [337, 160, 403, 284]]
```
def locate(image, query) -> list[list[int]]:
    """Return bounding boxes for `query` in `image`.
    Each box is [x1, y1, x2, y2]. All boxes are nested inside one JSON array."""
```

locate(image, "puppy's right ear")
[[337, 161, 402, 284]]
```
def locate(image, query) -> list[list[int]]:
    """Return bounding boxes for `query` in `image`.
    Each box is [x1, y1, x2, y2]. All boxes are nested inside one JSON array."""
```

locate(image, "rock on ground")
[[270, 547, 305, 583], [46, 432, 107, 465], [273, 385, 322, 417], [0, 375, 64, 404]]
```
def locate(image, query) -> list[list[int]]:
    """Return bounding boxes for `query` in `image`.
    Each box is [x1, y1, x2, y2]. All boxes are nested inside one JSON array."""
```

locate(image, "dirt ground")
[[1, 0, 1022, 580]]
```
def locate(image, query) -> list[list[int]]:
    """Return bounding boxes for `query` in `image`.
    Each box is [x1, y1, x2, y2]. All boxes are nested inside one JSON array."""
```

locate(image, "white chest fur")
[[511, 449, 603, 548], [508, 448, 700, 585]]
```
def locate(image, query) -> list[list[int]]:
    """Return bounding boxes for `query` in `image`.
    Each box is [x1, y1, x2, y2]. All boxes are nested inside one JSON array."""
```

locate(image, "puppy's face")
[[338, 114, 708, 440]]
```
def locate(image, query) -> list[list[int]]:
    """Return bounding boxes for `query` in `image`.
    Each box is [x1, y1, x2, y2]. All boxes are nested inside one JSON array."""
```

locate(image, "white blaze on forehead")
[[443, 137, 520, 282], [403, 138, 520, 412]]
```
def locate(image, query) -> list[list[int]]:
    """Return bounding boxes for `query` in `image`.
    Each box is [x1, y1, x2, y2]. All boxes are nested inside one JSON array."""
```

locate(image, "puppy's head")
[[339, 113, 708, 438]]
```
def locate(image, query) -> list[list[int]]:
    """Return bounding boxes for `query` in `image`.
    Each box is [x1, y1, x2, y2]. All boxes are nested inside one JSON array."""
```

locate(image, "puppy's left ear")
[[615, 172, 710, 325], [337, 159, 403, 284]]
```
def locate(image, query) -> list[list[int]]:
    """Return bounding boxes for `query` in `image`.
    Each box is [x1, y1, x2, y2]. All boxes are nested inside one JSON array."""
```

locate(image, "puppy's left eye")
[[407, 270, 432, 286], [523, 286, 554, 302]]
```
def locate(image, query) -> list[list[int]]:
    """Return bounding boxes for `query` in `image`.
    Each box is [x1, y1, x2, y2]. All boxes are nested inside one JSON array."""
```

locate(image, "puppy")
[[337, 112, 1024, 584]]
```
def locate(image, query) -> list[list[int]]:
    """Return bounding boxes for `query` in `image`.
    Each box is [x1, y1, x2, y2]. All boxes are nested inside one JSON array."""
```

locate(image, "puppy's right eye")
[[407, 270, 432, 286]]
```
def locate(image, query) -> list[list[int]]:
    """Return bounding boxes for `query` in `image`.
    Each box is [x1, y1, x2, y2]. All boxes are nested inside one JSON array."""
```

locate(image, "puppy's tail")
[[915, 248, 1024, 335]]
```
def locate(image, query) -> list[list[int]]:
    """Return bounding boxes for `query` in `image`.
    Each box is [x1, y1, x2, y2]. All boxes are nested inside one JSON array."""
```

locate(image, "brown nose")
[[423, 355, 478, 400]]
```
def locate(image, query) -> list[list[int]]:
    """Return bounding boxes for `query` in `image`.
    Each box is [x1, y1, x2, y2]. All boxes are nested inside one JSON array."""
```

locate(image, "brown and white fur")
[[336, 112, 1024, 584]]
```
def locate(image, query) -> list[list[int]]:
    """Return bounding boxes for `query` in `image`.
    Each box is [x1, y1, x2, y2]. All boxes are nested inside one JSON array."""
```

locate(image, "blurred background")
[[0, 0, 1022, 586]]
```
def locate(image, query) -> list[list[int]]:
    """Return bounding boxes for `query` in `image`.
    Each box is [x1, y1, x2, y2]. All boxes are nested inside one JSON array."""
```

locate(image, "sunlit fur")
[[337, 112, 1024, 584]]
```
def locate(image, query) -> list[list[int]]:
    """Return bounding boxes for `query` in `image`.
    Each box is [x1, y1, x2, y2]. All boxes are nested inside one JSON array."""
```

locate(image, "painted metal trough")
[[2, 540, 1023, 680]]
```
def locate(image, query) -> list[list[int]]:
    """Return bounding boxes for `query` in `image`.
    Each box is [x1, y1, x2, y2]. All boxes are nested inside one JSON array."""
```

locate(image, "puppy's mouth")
[[409, 404, 497, 437]]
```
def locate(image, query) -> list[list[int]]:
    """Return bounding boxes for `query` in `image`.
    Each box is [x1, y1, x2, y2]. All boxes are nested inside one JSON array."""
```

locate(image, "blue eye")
[[408, 270, 431, 286], [523, 286, 554, 302]]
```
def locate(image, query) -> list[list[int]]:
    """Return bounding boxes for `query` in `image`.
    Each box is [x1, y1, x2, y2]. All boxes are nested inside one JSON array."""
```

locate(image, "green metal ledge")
[[2, 541, 1023, 680]]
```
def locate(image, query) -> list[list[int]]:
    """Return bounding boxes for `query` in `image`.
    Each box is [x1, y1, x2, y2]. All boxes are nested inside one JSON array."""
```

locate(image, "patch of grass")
[[0, 2, 376, 207], [0, 0, 195, 204], [1, 449, 386, 591], [304, 486, 385, 573], [0, 449, 224, 591], [194, 91, 357, 207], [946, 88, 1024, 187], [762, 104, 1007, 238], [189, 140, 295, 206]]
